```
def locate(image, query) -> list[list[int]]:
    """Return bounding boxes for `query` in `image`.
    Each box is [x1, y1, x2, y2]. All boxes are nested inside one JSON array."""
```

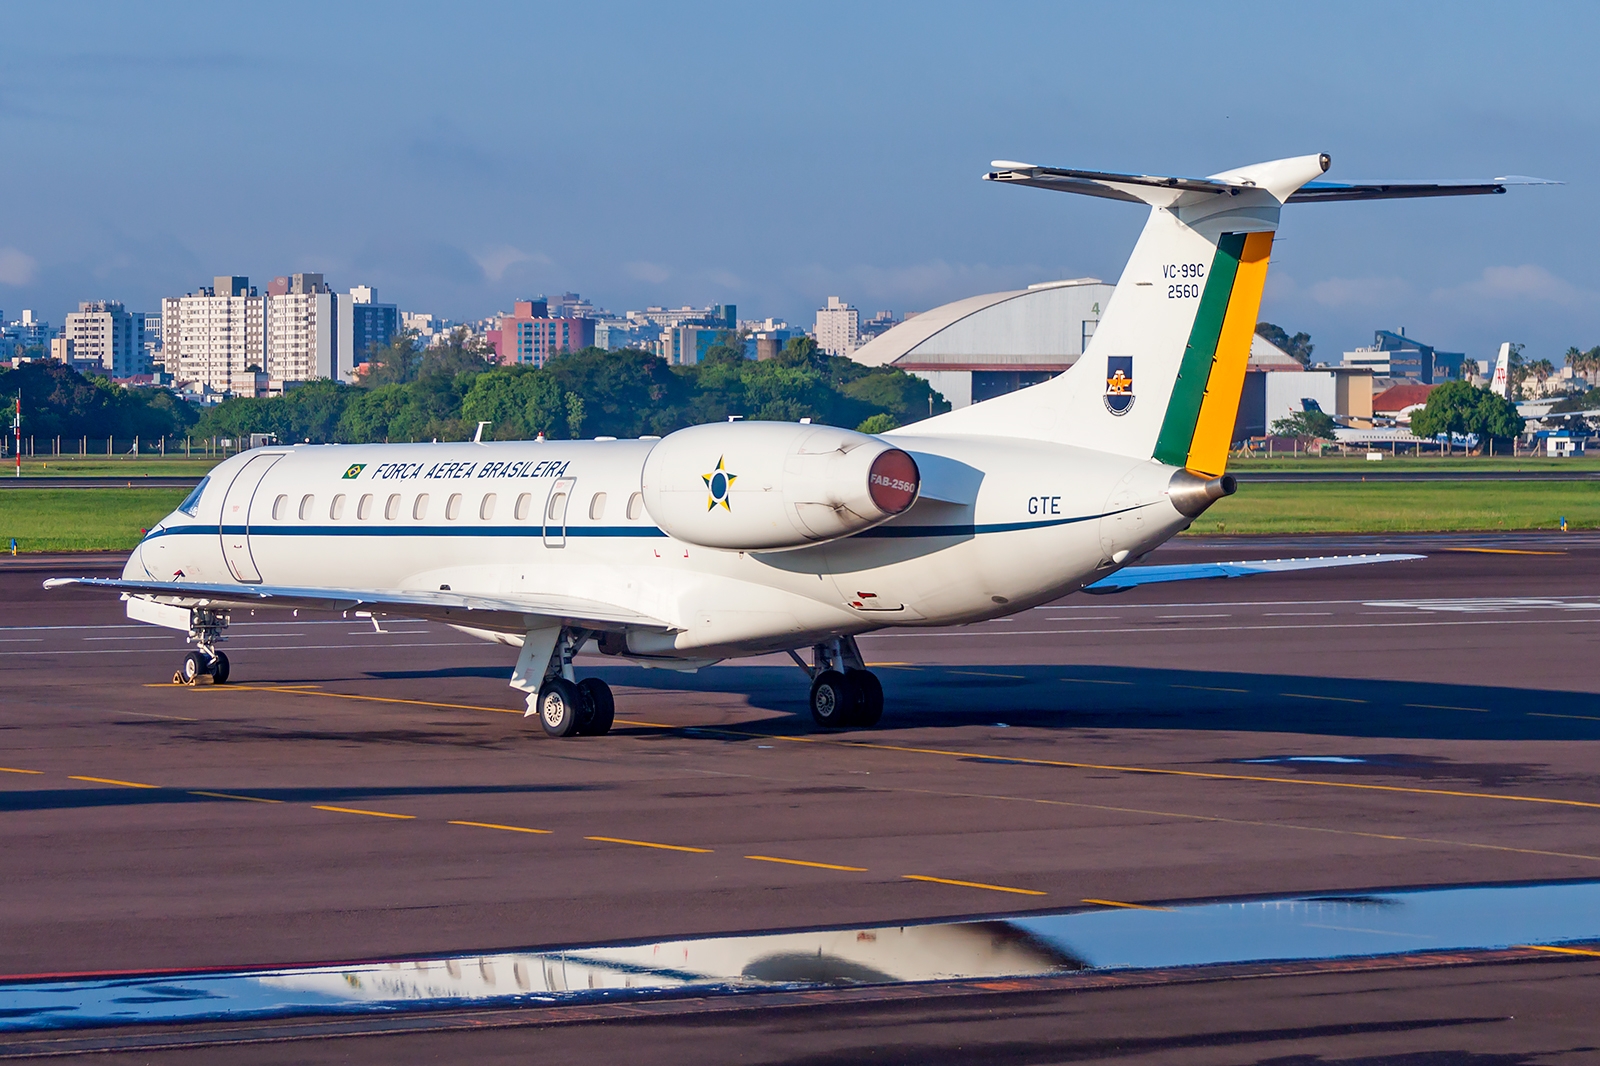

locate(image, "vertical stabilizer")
[[909, 155, 1329, 476], [1490, 342, 1512, 398]]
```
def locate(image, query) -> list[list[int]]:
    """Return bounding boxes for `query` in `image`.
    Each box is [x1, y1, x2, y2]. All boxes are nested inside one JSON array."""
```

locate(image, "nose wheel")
[[175, 649, 229, 685]]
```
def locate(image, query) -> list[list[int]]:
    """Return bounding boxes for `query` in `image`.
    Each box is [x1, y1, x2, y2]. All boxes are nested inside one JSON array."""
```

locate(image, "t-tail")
[[910, 155, 1552, 477], [1490, 342, 1512, 398]]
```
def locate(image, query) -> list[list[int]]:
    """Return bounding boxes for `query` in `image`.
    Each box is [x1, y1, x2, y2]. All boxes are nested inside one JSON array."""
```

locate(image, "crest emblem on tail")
[[1104, 357, 1134, 415]]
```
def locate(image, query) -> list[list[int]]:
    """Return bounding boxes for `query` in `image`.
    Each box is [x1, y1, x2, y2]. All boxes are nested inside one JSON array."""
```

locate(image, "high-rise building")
[[2, 310, 59, 358], [164, 276, 265, 394], [492, 299, 596, 367], [656, 325, 728, 366], [265, 273, 342, 389], [64, 300, 145, 377], [340, 286, 399, 366], [814, 296, 859, 357], [139, 312, 162, 371]]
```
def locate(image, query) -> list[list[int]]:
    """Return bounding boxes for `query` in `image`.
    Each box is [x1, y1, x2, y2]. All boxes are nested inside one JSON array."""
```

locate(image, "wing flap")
[[43, 577, 674, 633], [1084, 553, 1423, 593]]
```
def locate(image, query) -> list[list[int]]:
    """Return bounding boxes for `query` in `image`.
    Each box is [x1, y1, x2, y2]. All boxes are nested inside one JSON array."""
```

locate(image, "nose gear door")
[[218, 453, 284, 583], [543, 477, 575, 548]]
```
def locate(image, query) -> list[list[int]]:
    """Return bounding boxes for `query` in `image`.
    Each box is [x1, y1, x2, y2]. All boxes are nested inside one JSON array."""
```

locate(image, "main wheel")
[[577, 678, 615, 736], [537, 678, 584, 737], [809, 670, 859, 728], [848, 669, 883, 727], [210, 651, 231, 685], [180, 651, 208, 684]]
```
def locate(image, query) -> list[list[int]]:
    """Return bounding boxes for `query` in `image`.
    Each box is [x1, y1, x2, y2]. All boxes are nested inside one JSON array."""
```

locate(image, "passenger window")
[[627, 492, 644, 520], [547, 492, 567, 521], [480, 493, 497, 520], [515, 493, 532, 520], [272, 494, 288, 520], [298, 494, 315, 520], [589, 492, 607, 520], [358, 493, 373, 519], [385, 494, 401, 520], [330, 494, 345, 520], [446, 493, 462, 520], [413, 494, 430, 520]]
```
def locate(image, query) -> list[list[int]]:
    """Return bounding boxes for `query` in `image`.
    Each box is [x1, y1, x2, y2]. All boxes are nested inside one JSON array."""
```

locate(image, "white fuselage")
[[130, 432, 1192, 661]]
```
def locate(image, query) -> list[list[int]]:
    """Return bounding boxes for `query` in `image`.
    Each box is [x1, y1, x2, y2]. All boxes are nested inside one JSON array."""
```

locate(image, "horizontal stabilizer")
[[43, 577, 674, 633], [1084, 553, 1423, 593], [1287, 176, 1558, 203], [986, 159, 1557, 205]]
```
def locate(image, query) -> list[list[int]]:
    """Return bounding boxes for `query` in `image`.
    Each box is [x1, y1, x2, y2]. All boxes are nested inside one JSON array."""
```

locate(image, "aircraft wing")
[[1084, 553, 1423, 593], [41, 577, 675, 633]]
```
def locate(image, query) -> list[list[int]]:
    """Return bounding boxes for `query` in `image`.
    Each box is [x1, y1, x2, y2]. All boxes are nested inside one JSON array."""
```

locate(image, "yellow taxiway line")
[[189, 790, 282, 804], [1522, 944, 1600, 958], [311, 805, 415, 820], [1082, 897, 1173, 912], [745, 855, 868, 872], [67, 775, 159, 789], [449, 820, 552, 835], [585, 835, 712, 854], [903, 874, 1045, 896]]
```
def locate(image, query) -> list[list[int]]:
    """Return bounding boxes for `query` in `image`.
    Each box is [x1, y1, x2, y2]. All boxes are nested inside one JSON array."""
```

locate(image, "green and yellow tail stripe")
[[1151, 230, 1275, 476]]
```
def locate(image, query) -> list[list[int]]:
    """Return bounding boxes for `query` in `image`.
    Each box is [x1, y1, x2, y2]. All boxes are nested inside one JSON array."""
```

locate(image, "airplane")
[[1490, 341, 1512, 398], [47, 155, 1551, 737]]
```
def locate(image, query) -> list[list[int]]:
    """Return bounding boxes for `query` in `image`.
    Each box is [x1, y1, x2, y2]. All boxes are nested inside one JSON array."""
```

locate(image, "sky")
[[1, 1, 1595, 363]]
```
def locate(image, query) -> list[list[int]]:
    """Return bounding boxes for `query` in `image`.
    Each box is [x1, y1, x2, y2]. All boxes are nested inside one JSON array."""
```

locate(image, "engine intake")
[[641, 422, 920, 551]]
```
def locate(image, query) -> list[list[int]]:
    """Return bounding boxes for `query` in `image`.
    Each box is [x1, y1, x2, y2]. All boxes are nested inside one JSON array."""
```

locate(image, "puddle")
[[4, 881, 1599, 1032], [1242, 756, 1369, 764]]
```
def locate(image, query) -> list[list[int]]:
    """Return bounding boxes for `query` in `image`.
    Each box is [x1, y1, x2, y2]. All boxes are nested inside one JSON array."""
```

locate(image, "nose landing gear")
[[173, 607, 231, 685], [793, 637, 883, 729]]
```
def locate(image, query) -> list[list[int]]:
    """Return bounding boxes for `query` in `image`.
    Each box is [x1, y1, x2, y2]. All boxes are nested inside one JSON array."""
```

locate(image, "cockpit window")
[[177, 476, 210, 517]]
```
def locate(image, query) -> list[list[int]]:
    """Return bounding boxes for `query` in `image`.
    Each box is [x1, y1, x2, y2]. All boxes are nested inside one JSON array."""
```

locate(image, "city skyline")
[[0, 1, 1594, 363]]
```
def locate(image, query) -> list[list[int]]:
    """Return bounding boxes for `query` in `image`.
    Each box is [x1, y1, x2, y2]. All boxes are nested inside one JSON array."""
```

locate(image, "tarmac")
[[2, 532, 1599, 1062]]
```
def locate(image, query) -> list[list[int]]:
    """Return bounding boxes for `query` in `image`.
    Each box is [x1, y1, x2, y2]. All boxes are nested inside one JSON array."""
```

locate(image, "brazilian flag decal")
[[342, 464, 366, 479]]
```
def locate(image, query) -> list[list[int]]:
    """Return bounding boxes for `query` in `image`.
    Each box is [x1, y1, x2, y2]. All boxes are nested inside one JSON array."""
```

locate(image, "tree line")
[[187, 333, 947, 445]]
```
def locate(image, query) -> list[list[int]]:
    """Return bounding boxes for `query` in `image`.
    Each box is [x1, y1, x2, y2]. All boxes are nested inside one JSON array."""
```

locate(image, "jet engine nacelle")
[[641, 421, 920, 551]]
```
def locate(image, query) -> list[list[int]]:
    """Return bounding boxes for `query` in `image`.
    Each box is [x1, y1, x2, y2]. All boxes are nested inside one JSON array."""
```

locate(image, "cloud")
[[474, 246, 550, 283], [1430, 264, 1594, 308], [624, 261, 671, 284], [0, 248, 37, 286], [1306, 275, 1412, 308]]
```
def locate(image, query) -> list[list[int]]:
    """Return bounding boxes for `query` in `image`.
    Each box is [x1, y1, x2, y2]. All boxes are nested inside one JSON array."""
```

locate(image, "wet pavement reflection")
[[5, 880, 1599, 1032]]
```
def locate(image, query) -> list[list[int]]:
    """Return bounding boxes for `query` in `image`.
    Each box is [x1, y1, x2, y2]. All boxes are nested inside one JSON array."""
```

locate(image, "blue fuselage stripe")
[[147, 510, 1117, 544]]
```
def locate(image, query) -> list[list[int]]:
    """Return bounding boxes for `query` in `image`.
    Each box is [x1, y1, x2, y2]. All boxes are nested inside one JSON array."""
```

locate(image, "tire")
[[848, 669, 883, 727], [809, 670, 858, 728], [210, 652, 230, 685], [537, 678, 584, 737], [578, 678, 615, 736], [181, 651, 207, 684]]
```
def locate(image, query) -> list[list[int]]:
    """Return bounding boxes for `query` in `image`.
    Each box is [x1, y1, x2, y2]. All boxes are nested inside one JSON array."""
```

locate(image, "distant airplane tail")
[[907, 157, 1550, 476], [1490, 342, 1512, 398]]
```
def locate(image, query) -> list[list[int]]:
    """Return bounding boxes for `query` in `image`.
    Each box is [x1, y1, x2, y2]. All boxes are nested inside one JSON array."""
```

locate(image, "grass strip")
[[1, 488, 189, 551]]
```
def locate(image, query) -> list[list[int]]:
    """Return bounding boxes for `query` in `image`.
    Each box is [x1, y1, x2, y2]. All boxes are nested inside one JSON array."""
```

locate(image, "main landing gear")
[[516, 628, 615, 738], [790, 636, 883, 729], [173, 606, 230, 685]]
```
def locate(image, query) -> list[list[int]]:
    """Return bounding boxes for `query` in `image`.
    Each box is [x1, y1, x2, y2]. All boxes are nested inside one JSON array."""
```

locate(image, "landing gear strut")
[[173, 606, 230, 685], [515, 627, 615, 738], [791, 636, 883, 729]]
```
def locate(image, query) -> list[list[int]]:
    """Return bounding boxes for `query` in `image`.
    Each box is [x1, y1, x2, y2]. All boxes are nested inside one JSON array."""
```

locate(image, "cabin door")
[[218, 453, 283, 583]]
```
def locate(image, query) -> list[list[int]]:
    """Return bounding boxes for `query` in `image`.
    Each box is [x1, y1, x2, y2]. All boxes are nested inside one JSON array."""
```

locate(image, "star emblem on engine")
[[702, 456, 736, 512]]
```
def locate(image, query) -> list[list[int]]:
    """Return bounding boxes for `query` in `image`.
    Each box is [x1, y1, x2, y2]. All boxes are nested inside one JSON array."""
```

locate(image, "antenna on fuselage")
[[473, 421, 492, 443]]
